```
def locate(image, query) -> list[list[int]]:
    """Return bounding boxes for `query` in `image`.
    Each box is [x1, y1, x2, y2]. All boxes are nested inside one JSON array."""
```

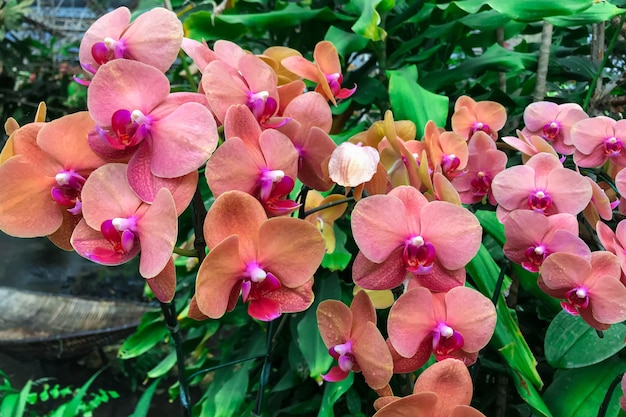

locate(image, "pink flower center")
[[261, 176, 300, 217], [259, 168, 285, 201], [97, 109, 150, 150], [542, 122, 560, 141], [403, 236, 436, 274], [240, 262, 281, 303], [100, 216, 138, 255], [528, 190, 552, 213], [432, 323, 464, 359], [329, 341, 355, 372], [604, 136, 623, 157], [51, 170, 86, 214], [247, 90, 278, 125], [522, 244, 548, 272], [561, 286, 590, 316], [441, 153, 461, 176], [472, 121, 491, 136], [91, 37, 128, 65], [325, 73, 343, 96], [470, 171, 491, 196]]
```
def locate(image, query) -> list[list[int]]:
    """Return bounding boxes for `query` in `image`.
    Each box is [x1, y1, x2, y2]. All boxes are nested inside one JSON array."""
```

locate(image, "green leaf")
[[421, 44, 536, 91], [459, 10, 510, 30], [555, 56, 598, 81], [200, 365, 250, 417], [61, 369, 105, 417], [325, 26, 369, 58], [547, 1, 626, 26], [296, 274, 341, 380], [545, 310, 626, 369], [317, 373, 354, 417], [128, 379, 160, 417], [350, 0, 387, 41], [387, 65, 448, 137], [543, 356, 626, 417], [486, 0, 593, 21], [118, 321, 168, 359], [352, 76, 386, 106], [147, 351, 177, 379], [1, 394, 19, 417], [452, 0, 489, 14], [321, 225, 352, 271]]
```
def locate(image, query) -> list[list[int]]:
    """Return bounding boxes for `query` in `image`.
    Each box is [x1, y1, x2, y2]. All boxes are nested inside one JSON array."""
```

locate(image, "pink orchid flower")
[[0, 112, 107, 250], [316, 291, 393, 393], [491, 152, 592, 221], [583, 177, 616, 227], [87, 59, 218, 202], [451, 131, 507, 205], [501, 130, 559, 163], [571, 116, 626, 168], [78, 7, 183, 78], [521, 101, 588, 155], [451, 95, 506, 141], [424, 121, 468, 179], [597, 220, 626, 285], [502, 210, 590, 272], [191, 191, 325, 321], [205, 105, 299, 216], [282, 41, 356, 105], [539, 251, 626, 330], [70, 163, 177, 280], [351, 186, 482, 293], [387, 286, 496, 366], [373, 358, 486, 417]]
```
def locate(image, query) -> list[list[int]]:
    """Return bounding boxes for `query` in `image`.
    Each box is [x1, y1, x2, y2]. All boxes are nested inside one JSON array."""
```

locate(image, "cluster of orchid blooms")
[[4, 4, 626, 415]]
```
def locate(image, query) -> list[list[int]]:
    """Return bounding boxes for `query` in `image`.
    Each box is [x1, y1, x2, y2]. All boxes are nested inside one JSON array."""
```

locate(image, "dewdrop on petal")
[[328, 142, 380, 187]]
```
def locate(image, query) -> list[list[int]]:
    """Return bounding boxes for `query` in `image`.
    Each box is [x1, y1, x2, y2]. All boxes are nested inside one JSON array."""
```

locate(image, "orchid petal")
[[388, 287, 436, 358]]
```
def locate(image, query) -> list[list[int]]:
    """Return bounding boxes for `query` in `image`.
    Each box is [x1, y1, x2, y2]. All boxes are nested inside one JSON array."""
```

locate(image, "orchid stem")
[[297, 185, 310, 219], [491, 260, 509, 305], [179, 51, 198, 92], [191, 184, 207, 265], [160, 300, 192, 417], [301, 196, 354, 218], [186, 354, 267, 382], [254, 319, 276, 415], [597, 373, 623, 417], [172, 247, 198, 257]]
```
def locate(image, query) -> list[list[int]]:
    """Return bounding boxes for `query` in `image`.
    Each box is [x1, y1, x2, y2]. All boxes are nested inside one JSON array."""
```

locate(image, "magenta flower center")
[[91, 37, 128, 65], [528, 190, 552, 213], [542, 122, 560, 141], [100, 216, 138, 255], [432, 323, 464, 359], [325, 73, 343, 96], [472, 121, 491, 136], [561, 286, 590, 316], [247, 90, 278, 125], [241, 262, 281, 303], [403, 235, 436, 274], [259, 169, 285, 201], [604, 136, 623, 156], [329, 341, 355, 372], [522, 244, 549, 272], [470, 171, 491, 196], [98, 109, 150, 150], [51, 170, 86, 214], [441, 153, 461, 176]]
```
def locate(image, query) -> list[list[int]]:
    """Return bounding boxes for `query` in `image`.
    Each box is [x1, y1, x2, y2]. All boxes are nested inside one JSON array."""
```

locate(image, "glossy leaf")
[[118, 321, 168, 359], [350, 0, 386, 41], [486, 0, 594, 21], [388, 65, 448, 137], [325, 26, 369, 58], [547, 1, 626, 26], [128, 379, 161, 417], [459, 10, 510, 30], [452, 0, 489, 14], [318, 372, 354, 417], [200, 366, 250, 417], [147, 351, 177, 378], [545, 310, 626, 369], [543, 356, 626, 417]]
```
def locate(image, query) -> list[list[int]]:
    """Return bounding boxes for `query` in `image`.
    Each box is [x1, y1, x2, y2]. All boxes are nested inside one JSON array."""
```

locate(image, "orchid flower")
[[502, 210, 590, 272], [373, 358, 486, 417], [424, 121, 468, 179], [351, 186, 481, 292], [78, 7, 183, 78], [282, 41, 356, 105], [387, 286, 496, 366], [0, 112, 107, 250], [539, 252, 626, 330], [70, 163, 177, 280], [571, 116, 626, 169], [317, 291, 393, 393], [328, 141, 380, 188], [87, 59, 218, 203], [501, 130, 559, 163], [491, 152, 592, 221], [597, 220, 626, 285], [522, 101, 588, 155], [191, 191, 325, 321], [451, 95, 506, 141]]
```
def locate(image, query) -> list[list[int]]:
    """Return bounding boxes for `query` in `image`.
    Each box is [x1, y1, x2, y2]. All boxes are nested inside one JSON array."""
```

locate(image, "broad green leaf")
[[555, 56, 598, 81], [388, 65, 448, 137], [421, 44, 536, 91], [545, 310, 626, 369], [147, 351, 177, 378], [352, 76, 386, 106], [543, 356, 626, 417], [321, 225, 352, 271], [128, 379, 161, 417], [1, 394, 19, 417], [452, 0, 489, 14], [184, 4, 340, 41], [318, 372, 354, 417], [459, 10, 510, 30], [547, 1, 626, 26], [296, 274, 341, 380], [350, 0, 387, 41], [486, 0, 593, 21], [467, 245, 543, 390], [118, 321, 168, 359], [324, 26, 369, 58], [200, 365, 250, 417]]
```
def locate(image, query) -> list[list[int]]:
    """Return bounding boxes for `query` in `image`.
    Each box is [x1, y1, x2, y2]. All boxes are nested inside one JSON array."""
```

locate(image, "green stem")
[[160, 300, 192, 417], [301, 196, 354, 218], [584, 18, 623, 112], [191, 185, 208, 265], [254, 319, 277, 415], [597, 373, 623, 417], [172, 247, 198, 257]]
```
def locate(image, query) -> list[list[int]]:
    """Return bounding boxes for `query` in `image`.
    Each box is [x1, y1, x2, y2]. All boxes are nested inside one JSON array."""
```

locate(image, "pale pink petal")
[[79, 7, 130, 70], [524, 101, 559, 132], [491, 165, 537, 211], [350, 289, 377, 329], [388, 288, 436, 358], [353, 250, 408, 290], [205, 137, 265, 197], [597, 221, 617, 253], [546, 169, 592, 215], [329, 142, 380, 187], [147, 257, 176, 303], [540, 253, 590, 291], [445, 287, 496, 352], [373, 393, 439, 417], [353, 321, 393, 390], [475, 101, 506, 132], [388, 186, 430, 233], [314, 41, 342, 75], [180, 38, 217, 72], [71, 218, 139, 265], [224, 105, 264, 164], [317, 300, 352, 347], [259, 130, 299, 180], [201, 61, 252, 123], [283, 91, 332, 133], [281, 56, 320, 83], [413, 358, 473, 411], [388, 339, 431, 373], [263, 278, 314, 315], [588, 275, 626, 324], [570, 116, 615, 155]]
